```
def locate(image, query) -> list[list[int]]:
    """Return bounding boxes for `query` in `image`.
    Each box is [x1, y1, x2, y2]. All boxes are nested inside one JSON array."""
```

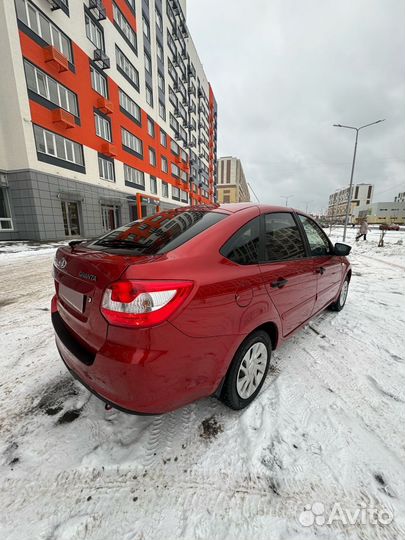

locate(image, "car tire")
[[329, 276, 350, 312], [220, 330, 271, 410]]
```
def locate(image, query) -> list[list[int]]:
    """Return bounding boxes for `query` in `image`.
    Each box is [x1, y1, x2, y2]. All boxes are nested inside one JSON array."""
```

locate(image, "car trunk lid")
[[53, 246, 150, 352]]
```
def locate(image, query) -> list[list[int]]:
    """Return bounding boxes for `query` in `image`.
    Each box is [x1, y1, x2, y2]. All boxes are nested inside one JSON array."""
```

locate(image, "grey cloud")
[[187, 0, 405, 212]]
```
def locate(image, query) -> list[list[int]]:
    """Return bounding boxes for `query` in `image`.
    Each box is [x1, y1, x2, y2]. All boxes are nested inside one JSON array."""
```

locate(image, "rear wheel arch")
[[254, 321, 279, 350]]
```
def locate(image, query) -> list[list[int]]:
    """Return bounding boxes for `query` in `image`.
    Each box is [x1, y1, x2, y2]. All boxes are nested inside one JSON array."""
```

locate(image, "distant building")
[[353, 201, 405, 225], [327, 183, 373, 223], [394, 191, 405, 203], [217, 156, 250, 203]]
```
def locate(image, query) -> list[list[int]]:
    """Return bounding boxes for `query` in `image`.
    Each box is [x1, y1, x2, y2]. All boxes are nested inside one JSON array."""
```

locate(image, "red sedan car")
[[52, 204, 351, 414]]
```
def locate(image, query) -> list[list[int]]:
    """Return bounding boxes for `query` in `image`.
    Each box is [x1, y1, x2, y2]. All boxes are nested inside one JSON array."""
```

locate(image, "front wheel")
[[220, 330, 271, 410], [329, 276, 350, 312]]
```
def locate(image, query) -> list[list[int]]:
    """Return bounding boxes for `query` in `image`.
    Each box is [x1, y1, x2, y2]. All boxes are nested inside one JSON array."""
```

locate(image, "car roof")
[[217, 202, 305, 215]]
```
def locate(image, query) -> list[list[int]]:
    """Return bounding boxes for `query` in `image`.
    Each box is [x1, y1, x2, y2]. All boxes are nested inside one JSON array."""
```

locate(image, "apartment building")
[[327, 183, 373, 223], [394, 191, 405, 203], [353, 201, 405, 225], [217, 156, 250, 203], [0, 0, 217, 241]]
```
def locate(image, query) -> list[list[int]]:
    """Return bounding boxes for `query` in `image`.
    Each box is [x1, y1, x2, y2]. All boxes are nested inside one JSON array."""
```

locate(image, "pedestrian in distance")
[[356, 219, 369, 241]]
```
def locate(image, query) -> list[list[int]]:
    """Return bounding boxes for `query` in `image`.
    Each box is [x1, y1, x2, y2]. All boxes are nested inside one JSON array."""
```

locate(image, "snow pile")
[[0, 233, 404, 539]]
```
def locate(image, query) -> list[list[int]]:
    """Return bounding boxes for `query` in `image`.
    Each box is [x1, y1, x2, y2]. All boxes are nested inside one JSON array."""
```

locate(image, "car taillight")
[[101, 280, 193, 328]]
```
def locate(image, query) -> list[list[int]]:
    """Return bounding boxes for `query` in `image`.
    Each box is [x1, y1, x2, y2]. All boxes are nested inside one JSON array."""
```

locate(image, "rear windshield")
[[88, 208, 227, 255]]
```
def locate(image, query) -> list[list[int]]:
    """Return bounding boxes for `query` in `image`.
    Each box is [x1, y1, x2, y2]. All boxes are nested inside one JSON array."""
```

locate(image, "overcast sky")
[[187, 0, 405, 213]]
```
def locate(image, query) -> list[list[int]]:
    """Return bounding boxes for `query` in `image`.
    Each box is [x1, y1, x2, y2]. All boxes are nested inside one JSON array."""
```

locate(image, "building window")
[[160, 130, 167, 147], [161, 156, 168, 173], [158, 100, 166, 120], [33, 125, 84, 166], [0, 188, 13, 230], [24, 60, 78, 116], [158, 72, 165, 91], [113, 2, 137, 51], [144, 51, 152, 74], [155, 8, 162, 30], [15, 0, 73, 62], [172, 186, 180, 200], [119, 89, 141, 124], [162, 181, 169, 197], [85, 11, 104, 50], [143, 16, 150, 40], [146, 84, 153, 106], [98, 156, 115, 181], [147, 117, 155, 137], [125, 0, 135, 12], [171, 163, 180, 177], [150, 176, 158, 194], [121, 128, 143, 156], [181, 190, 188, 203], [94, 112, 111, 141], [116, 46, 139, 90], [157, 41, 163, 61], [169, 114, 179, 132], [124, 164, 145, 187], [181, 148, 188, 162], [170, 140, 179, 154], [90, 66, 108, 97], [149, 147, 156, 166]]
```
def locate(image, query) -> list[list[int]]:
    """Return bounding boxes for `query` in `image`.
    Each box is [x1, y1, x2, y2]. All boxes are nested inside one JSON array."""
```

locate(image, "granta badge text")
[[79, 271, 97, 282]]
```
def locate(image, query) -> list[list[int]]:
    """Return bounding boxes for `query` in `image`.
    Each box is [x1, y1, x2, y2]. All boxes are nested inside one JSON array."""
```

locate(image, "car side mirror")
[[334, 242, 351, 256]]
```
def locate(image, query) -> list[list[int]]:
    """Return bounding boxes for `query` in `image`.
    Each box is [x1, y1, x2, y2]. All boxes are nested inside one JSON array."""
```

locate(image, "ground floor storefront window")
[[0, 188, 14, 230]]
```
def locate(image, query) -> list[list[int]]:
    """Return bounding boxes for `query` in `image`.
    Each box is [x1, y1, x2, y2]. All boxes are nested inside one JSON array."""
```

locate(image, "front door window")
[[61, 201, 81, 236]]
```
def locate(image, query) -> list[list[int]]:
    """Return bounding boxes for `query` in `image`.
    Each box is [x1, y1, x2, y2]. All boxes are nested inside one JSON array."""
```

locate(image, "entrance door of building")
[[101, 204, 120, 232], [61, 201, 81, 237], [141, 202, 158, 218]]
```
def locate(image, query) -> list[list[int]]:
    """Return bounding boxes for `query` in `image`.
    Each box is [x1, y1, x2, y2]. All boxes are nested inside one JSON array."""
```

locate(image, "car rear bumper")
[[52, 310, 238, 414]]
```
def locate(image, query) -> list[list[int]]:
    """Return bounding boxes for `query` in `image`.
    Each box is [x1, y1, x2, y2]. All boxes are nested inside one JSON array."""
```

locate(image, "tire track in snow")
[[2, 467, 402, 540]]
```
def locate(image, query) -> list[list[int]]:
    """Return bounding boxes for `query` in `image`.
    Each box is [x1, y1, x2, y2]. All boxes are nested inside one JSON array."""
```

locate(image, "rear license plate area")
[[59, 284, 85, 313]]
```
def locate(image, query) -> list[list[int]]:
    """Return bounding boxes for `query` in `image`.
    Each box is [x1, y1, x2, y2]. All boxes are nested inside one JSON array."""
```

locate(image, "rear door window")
[[263, 212, 306, 262], [89, 208, 227, 255]]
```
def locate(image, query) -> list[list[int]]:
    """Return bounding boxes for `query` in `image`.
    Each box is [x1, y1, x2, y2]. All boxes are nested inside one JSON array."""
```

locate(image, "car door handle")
[[316, 266, 326, 275], [271, 278, 288, 288]]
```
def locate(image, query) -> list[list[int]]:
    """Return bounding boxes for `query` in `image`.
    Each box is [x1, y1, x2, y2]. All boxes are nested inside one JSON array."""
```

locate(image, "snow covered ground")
[[0, 228, 404, 540]]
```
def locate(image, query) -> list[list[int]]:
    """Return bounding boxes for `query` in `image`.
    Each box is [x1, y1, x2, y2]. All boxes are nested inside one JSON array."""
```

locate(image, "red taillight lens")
[[101, 280, 193, 328]]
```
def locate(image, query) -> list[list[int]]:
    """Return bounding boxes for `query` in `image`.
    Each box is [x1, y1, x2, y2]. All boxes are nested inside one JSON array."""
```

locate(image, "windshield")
[[88, 207, 227, 255]]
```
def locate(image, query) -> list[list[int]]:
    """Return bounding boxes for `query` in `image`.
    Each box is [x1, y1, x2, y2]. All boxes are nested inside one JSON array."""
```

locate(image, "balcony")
[[97, 96, 113, 115], [52, 108, 75, 129], [88, 0, 106, 21], [43, 45, 69, 73], [179, 21, 189, 38], [188, 64, 196, 79], [93, 49, 110, 70], [46, 0, 69, 13]]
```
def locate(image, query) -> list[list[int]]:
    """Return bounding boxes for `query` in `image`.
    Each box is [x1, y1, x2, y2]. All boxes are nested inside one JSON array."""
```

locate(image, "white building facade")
[[0, 0, 217, 240], [327, 183, 374, 223]]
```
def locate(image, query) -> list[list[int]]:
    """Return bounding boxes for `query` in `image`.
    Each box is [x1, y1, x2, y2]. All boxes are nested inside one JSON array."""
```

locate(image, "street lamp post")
[[280, 195, 293, 207], [333, 119, 385, 242]]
